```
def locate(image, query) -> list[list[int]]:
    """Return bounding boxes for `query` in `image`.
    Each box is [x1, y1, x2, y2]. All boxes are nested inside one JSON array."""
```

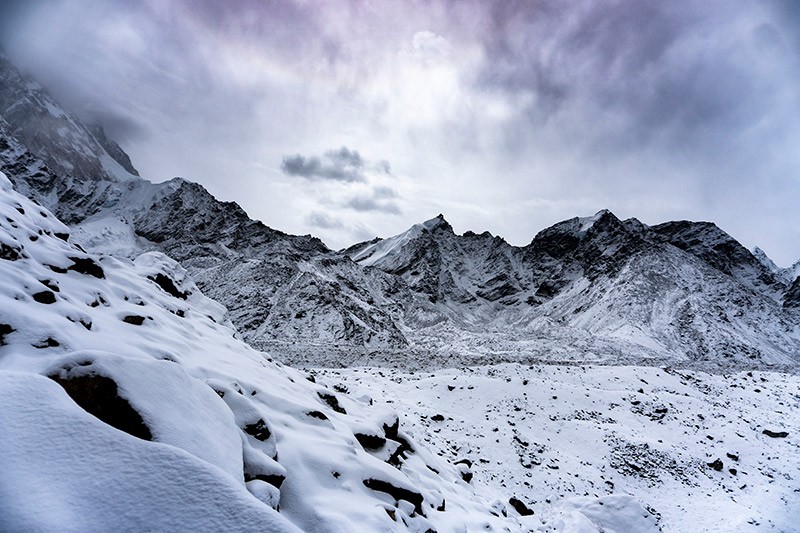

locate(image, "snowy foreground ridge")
[[0, 170, 494, 531], [0, 170, 669, 532]]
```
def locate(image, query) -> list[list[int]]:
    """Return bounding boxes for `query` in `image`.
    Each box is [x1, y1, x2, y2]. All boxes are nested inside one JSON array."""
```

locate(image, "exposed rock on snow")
[[48, 369, 154, 441], [1, 51, 798, 533]]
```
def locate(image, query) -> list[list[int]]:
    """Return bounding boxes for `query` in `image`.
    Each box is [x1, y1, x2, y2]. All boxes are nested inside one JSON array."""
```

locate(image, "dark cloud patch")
[[306, 211, 344, 230], [343, 186, 402, 215], [373, 185, 398, 199], [345, 196, 401, 215], [281, 146, 367, 183], [326, 146, 364, 169], [473, 0, 798, 157], [0, 0, 44, 34], [768, 0, 800, 52], [376, 160, 392, 175], [80, 107, 149, 144]]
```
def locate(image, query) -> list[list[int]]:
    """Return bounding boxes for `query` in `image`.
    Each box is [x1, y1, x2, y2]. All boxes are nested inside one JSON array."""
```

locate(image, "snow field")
[[320, 363, 800, 532]]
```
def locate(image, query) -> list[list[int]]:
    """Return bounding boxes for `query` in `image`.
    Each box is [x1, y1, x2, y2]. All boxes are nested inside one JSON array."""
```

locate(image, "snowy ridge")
[[350, 214, 451, 267], [0, 171, 538, 532], [753, 246, 800, 284]]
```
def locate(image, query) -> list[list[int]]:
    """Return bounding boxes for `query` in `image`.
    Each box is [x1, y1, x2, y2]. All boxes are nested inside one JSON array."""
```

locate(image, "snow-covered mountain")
[[0, 54, 410, 353], [0, 51, 140, 221], [754, 246, 800, 285], [346, 210, 799, 369], [1, 52, 798, 370]]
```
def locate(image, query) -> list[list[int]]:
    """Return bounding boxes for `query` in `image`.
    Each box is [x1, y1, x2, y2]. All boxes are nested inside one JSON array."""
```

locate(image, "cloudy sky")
[[1, 0, 799, 265]]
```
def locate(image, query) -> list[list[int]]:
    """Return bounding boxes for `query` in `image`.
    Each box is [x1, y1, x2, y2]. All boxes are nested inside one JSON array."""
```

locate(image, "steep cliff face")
[[785, 276, 800, 309], [651, 220, 784, 296], [349, 214, 523, 308], [0, 115, 59, 203], [0, 51, 140, 225], [0, 52, 138, 183]]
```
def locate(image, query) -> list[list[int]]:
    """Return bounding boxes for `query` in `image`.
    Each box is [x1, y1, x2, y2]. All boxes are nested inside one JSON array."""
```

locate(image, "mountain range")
[[1, 50, 798, 370]]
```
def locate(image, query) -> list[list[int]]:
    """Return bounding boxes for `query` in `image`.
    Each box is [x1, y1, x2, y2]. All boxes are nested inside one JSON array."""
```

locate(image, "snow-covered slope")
[[0, 171, 535, 532]]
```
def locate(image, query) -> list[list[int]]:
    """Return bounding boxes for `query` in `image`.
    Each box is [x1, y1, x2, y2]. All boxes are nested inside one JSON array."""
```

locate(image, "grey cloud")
[[325, 146, 364, 168], [82, 107, 149, 144], [0, 1, 40, 34], [345, 196, 401, 215], [306, 211, 344, 230], [281, 146, 367, 183], [343, 185, 402, 215], [472, 1, 797, 151], [376, 160, 392, 175], [372, 185, 398, 199]]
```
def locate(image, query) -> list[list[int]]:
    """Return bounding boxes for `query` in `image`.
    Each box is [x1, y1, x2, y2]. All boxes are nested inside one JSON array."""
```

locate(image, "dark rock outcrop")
[[48, 372, 153, 441]]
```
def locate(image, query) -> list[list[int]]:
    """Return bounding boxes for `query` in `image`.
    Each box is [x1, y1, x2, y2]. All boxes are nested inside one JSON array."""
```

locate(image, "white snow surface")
[[0, 371, 301, 533], [1, 164, 796, 532], [0, 171, 532, 532], [320, 363, 800, 533]]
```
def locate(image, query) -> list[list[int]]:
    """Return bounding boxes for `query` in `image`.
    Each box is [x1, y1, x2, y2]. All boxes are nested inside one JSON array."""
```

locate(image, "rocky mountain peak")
[[87, 124, 139, 177], [652, 220, 782, 295], [421, 213, 453, 233], [0, 53, 138, 189], [526, 209, 632, 260]]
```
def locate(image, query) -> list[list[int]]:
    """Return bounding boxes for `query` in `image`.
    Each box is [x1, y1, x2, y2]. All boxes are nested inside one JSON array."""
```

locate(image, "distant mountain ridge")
[[0, 52, 798, 369], [344, 210, 798, 367]]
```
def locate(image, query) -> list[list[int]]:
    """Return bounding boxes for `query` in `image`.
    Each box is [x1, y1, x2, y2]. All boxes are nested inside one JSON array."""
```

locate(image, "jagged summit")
[[349, 214, 453, 268], [578, 208, 614, 232], [755, 246, 800, 286], [337, 209, 799, 367], [0, 52, 138, 186], [422, 213, 452, 231]]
